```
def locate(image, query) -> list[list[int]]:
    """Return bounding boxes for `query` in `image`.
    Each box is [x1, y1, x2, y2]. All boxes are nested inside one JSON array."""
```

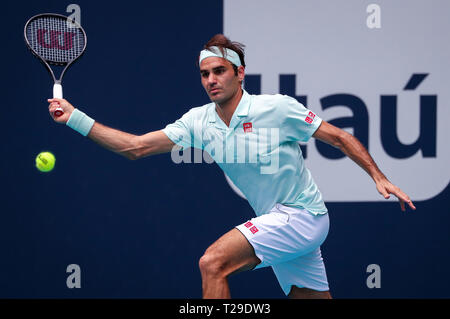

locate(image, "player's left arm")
[[312, 120, 416, 211]]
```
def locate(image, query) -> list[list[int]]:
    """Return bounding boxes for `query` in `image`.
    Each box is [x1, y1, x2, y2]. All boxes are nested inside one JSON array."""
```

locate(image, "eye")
[[214, 68, 225, 75], [201, 71, 209, 78]]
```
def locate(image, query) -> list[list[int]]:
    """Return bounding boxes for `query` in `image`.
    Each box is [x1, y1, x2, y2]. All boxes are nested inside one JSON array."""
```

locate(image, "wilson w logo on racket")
[[37, 29, 76, 50], [24, 13, 87, 117]]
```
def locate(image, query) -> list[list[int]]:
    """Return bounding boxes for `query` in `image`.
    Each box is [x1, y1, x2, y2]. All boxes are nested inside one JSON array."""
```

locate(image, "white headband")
[[199, 46, 242, 67]]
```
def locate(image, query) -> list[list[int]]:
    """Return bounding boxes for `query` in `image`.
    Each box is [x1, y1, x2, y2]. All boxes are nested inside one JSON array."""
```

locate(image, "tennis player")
[[48, 34, 416, 299]]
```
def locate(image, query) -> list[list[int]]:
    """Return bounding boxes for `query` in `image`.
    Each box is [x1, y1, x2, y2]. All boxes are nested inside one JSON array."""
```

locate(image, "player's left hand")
[[376, 179, 416, 211]]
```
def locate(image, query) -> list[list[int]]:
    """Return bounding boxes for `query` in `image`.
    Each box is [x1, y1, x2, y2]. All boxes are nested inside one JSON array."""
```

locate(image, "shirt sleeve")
[[279, 95, 323, 142], [162, 109, 197, 150]]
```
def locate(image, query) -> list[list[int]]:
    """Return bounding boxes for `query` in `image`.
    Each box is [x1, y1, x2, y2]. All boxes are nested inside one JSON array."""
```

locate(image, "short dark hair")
[[202, 34, 246, 70]]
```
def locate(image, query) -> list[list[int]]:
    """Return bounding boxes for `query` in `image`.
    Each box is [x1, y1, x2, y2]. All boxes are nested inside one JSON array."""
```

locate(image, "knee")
[[198, 251, 227, 278]]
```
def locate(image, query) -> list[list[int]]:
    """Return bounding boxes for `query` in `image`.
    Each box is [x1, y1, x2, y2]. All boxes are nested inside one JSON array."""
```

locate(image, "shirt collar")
[[207, 90, 251, 123], [236, 90, 251, 117]]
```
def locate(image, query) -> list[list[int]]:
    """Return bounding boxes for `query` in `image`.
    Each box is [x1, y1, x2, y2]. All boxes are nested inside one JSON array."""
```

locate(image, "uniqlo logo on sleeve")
[[243, 122, 252, 133], [249, 226, 259, 234], [305, 111, 316, 124]]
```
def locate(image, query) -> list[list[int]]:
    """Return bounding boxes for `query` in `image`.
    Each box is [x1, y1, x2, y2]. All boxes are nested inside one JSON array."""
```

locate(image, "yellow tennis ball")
[[35, 151, 56, 172]]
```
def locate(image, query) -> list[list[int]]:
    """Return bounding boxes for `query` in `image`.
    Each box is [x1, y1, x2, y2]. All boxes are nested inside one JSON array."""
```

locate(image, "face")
[[200, 57, 245, 105]]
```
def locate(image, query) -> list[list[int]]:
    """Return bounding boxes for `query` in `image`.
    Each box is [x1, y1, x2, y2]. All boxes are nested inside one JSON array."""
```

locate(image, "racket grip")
[[53, 83, 64, 117]]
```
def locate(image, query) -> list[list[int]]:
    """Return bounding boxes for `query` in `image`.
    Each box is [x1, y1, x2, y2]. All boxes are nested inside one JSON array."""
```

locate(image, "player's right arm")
[[48, 98, 175, 160]]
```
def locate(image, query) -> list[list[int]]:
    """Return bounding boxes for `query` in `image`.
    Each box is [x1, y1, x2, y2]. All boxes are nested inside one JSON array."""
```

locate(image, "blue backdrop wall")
[[0, 0, 449, 298]]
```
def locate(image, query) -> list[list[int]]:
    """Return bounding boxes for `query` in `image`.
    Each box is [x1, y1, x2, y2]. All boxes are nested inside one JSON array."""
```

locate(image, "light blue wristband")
[[66, 108, 95, 136]]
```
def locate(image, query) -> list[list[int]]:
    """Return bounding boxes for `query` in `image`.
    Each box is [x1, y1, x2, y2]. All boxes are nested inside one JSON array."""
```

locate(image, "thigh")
[[288, 286, 332, 299], [272, 247, 330, 296], [203, 228, 262, 275]]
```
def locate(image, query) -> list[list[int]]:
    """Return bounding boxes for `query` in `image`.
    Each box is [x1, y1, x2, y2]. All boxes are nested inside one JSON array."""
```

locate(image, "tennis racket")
[[24, 13, 87, 117]]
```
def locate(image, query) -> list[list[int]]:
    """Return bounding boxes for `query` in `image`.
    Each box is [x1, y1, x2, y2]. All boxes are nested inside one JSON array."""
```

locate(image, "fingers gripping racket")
[[24, 13, 87, 117]]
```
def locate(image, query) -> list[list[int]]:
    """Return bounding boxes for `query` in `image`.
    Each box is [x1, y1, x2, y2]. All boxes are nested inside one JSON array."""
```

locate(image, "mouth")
[[209, 88, 221, 94]]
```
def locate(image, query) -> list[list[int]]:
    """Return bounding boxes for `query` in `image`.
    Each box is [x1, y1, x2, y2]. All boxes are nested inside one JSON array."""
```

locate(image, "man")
[[48, 34, 416, 299]]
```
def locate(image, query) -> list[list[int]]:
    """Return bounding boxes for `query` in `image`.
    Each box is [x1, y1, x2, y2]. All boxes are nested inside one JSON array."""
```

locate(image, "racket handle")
[[53, 83, 64, 117]]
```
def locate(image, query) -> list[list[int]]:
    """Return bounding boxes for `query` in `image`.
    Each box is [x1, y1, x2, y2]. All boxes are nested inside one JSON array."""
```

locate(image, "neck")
[[215, 88, 243, 127]]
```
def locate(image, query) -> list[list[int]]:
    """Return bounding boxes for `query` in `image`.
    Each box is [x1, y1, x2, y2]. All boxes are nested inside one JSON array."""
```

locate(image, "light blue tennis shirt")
[[162, 90, 328, 216]]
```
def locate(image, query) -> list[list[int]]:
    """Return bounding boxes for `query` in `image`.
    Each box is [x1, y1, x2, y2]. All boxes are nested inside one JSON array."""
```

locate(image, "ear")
[[237, 65, 245, 82]]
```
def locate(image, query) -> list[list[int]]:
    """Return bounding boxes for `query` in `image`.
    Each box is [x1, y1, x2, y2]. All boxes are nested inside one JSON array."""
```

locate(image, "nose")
[[207, 73, 217, 86]]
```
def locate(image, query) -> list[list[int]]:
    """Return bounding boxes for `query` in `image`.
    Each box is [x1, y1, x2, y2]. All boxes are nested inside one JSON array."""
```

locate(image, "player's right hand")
[[48, 98, 75, 124]]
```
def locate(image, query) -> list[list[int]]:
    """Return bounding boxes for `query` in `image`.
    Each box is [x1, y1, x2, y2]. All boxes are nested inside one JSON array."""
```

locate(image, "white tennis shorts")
[[236, 203, 330, 295]]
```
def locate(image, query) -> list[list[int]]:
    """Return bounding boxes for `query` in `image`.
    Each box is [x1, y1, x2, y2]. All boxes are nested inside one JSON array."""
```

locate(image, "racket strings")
[[26, 16, 85, 65]]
